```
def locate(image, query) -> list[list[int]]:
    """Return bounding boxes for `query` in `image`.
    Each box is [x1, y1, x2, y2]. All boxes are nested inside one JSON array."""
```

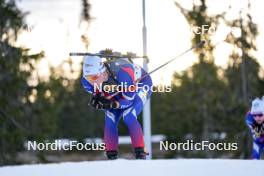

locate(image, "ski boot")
[[106, 150, 118, 160], [134, 147, 148, 159]]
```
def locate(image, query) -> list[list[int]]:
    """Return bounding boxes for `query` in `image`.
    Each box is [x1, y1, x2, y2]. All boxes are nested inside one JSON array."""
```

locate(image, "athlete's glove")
[[89, 94, 119, 110], [89, 94, 103, 110], [97, 96, 119, 109]]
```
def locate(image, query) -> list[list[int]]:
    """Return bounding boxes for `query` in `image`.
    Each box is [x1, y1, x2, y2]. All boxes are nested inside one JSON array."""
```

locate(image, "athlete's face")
[[253, 113, 264, 124], [85, 71, 108, 85]]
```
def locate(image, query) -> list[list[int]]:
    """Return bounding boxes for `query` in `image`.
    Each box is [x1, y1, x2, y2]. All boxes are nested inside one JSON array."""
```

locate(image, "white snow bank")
[[0, 159, 262, 176]]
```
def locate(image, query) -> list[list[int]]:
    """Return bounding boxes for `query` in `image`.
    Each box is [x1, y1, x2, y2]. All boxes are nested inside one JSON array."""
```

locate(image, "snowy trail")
[[0, 159, 262, 176]]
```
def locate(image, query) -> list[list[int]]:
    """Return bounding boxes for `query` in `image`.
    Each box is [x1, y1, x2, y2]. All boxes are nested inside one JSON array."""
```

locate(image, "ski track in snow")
[[0, 159, 263, 176]]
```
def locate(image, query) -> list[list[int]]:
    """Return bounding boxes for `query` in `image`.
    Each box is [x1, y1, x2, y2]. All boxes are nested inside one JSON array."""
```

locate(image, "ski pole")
[[136, 40, 206, 82]]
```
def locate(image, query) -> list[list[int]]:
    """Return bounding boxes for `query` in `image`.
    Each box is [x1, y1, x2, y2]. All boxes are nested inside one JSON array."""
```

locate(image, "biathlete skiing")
[[73, 41, 205, 160], [81, 52, 152, 159], [246, 97, 264, 159]]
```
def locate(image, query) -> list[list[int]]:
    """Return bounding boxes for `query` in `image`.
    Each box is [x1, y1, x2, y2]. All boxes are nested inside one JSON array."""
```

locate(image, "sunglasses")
[[85, 74, 101, 81], [253, 113, 263, 117]]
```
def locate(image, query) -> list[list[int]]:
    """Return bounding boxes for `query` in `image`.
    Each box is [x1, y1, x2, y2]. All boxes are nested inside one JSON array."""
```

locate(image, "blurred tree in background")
[[0, 0, 50, 164], [223, 1, 264, 158], [0, 0, 95, 164], [152, 0, 263, 158], [157, 0, 229, 158]]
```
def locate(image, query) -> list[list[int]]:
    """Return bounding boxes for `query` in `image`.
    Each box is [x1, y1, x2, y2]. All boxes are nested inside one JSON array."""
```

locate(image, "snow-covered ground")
[[0, 159, 262, 176]]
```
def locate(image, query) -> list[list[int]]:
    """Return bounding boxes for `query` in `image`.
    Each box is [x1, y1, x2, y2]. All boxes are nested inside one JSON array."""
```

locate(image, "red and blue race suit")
[[245, 112, 264, 159], [81, 59, 152, 151]]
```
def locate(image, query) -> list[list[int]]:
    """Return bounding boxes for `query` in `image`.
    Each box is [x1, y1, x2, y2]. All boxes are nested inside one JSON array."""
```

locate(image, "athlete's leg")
[[104, 109, 122, 158], [251, 141, 264, 159], [122, 80, 152, 149]]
